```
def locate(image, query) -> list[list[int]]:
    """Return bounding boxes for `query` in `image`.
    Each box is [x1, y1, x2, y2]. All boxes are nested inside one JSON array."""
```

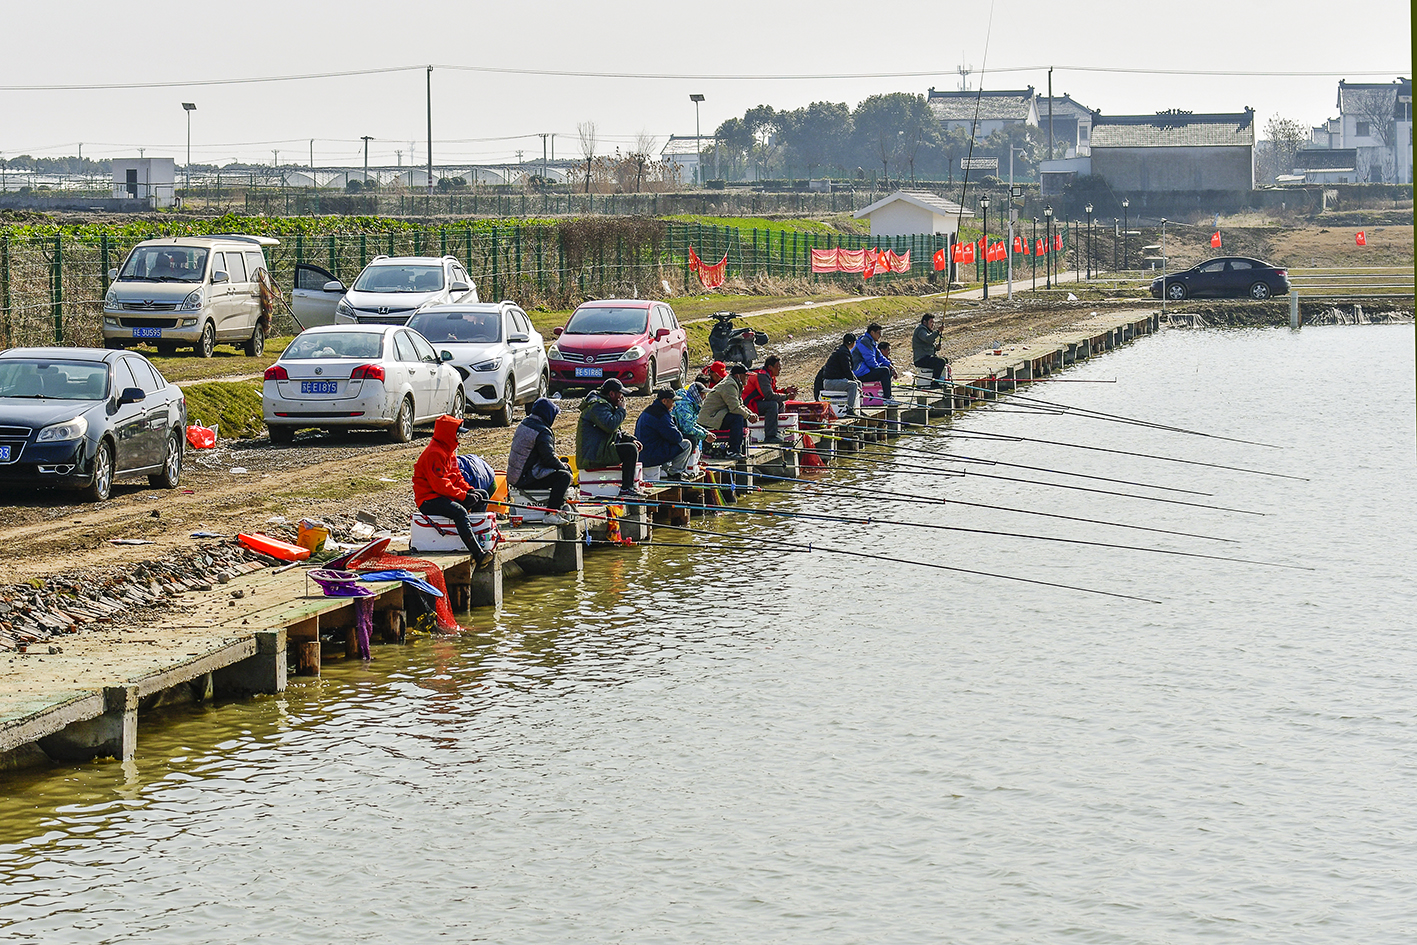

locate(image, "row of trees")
[[703, 93, 1042, 184]]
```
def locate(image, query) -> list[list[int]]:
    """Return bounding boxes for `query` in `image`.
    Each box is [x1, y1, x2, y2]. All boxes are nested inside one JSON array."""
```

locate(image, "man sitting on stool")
[[576, 378, 646, 499], [506, 396, 575, 524], [635, 388, 694, 480], [814, 332, 863, 416], [413, 414, 494, 567], [742, 355, 798, 444], [912, 312, 950, 388], [698, 363, 757, 460], [852, 322, 898, 404]]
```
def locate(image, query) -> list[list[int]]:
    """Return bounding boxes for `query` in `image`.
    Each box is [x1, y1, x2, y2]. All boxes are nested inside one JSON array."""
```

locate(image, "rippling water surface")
[[2, 326, 1414, 944]]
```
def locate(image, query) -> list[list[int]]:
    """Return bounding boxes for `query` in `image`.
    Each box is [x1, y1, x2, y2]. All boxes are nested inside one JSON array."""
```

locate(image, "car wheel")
[[85, 440, 114, 502], [1249, 282, 1271, 300], [1166, 282, 1187, 301], [637, 361, 656, 396], [676, 353, 690, 389], [389, 397, 414, 443], [155, 342, 179, 357], [534, 370, 549, 403], [268, 424, 294, 446], [245, 322, 265, 357], [451, 387, 466, 417], [197, 321, 216, 358], [149, 430, 182, 488], [492, 376, 515, 427]]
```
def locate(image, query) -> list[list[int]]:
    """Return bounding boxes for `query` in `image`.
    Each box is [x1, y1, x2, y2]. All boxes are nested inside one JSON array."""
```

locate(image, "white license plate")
[[300, 380, 339, 394], [0, 445, 10, 462], [574, 366, 604, 378], [132, 327, 162, 339]]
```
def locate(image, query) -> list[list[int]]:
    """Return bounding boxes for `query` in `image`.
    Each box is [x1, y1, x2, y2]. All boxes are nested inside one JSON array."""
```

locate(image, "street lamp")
[[689, 94, 705, 186], [182, 102, 196, 194], [1043, 205, 1053, 289], [361, 135, 373, 189], [1121, 198, 1130, 272], [1031, 217, 1038, 290], [978, 194, 991, 300], [1084, 202, 1093, 279]]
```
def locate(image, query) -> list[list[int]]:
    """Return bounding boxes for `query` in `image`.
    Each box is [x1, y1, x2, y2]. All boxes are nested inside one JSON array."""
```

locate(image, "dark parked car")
[[0, 348, 186, 502], [1151, 256, 1290, 301]]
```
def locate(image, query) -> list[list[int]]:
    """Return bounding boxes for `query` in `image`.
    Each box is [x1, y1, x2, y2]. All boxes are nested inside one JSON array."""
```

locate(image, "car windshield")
[[407, 311, 501, 343], [0, 359, 109, 400], [563, 307, 648, 335], [281, 332, 385, 360], [119, 246, 209, 283], [352, 264, 444, 293]]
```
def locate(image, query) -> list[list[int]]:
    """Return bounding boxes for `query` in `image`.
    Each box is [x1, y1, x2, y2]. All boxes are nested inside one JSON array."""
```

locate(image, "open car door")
[[291, 263, 344, 328]]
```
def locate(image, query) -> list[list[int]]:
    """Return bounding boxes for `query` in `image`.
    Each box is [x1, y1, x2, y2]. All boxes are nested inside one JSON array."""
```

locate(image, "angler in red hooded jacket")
[[413, 414, 491, 561]]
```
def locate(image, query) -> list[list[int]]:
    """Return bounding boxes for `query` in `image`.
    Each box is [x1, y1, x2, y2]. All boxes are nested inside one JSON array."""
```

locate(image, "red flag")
[[996, 241, 1007, 261], [862, 251, 876, 279], [1210, 231, 1222, 248], [978, 236, 986, 251], [951, 242, 964, 263], [933, 247, 947, 270], [1356, 231, 1367, 246], [1053, 233, 1063, 251], [1019, 236, 1031, 256], [991, 242, 1004, 262], [962, 243, 975, 264], [1013, 235, 1023, 253], [1036, 238, 1045, 255]]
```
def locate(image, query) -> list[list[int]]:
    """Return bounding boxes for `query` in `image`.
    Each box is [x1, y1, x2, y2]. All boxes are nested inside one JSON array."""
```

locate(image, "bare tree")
[[632, 130, 658, 193], [1262, 114, 1307, 183], [578, 121, 597, 194]]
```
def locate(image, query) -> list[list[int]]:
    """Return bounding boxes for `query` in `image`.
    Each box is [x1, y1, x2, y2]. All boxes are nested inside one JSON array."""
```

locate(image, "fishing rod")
[[665, 472, 1236, 543], [804, 433, 1216, 496], [782, 444, 1262, 515], [500, 538, 809, 552], [523, 501, 1162, 604], [624, 497, 1307, 571]]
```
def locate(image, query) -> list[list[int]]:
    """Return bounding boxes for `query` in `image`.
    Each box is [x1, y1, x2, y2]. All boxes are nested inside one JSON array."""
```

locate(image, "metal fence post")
[[0, 235, 10, 346], [52, 236, 64, 344], [295, 233, 304, 268], [100, 234, 111, 294], [491, 227, 499, 301]]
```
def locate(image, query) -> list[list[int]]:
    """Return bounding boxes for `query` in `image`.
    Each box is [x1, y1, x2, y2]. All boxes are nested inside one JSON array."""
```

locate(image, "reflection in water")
[[0, 327, 1414, 944]]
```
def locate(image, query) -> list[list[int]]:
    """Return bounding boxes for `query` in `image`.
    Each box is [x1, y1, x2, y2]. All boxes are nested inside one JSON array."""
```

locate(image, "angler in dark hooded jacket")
[[506, 397, 574, 521], [634, 388, 693, 479], [414, 414, 493, 561]]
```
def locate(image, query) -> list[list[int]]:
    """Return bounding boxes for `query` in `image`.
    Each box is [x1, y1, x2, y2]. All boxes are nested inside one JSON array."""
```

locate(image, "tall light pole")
[[1031, 217, 1038, 290], [978, 194, 991, 300], [1121, 198, 1130, 272], [182, 102, 196, 193], [1043, 205, 1053, 289], [689, 93, 705, 186], [1084, 202, 1093, 279], [361, 135, 373, 187], [426, 65, 434, 197]]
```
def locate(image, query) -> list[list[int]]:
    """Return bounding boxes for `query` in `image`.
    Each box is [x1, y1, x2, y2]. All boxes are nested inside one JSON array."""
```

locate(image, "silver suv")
[[102, 235, 279, 357], [301, 255, 478, 327]]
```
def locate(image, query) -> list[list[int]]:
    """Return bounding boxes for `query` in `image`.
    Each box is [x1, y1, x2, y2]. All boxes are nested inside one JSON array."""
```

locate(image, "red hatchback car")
[[547, 299, 689, 394]]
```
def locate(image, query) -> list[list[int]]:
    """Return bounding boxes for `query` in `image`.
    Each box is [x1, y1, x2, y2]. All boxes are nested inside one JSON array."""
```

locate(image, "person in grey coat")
[[506, 397, 574, 523], [912, 313, 949, 388]]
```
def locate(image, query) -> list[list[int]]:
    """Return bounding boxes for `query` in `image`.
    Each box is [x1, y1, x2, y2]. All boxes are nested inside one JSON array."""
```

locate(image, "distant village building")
[[1334, 78, 1411, 183], [854, 190, 973, 239], [1291, 148, 1359, 184], [1036, 94, 1094, 158], [660, 136, 704, 184], [927, 87, 1039, 140], [111, 157, 175, 208], [1089, 109, 1256, 192]]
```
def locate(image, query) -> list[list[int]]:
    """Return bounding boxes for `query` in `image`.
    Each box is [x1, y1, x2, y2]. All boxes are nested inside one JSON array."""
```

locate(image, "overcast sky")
[[1, 0, 1410, 168]]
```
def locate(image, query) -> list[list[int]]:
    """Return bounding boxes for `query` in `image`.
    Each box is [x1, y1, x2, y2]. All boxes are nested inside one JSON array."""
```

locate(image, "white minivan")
[[102, 235, 279, 357]]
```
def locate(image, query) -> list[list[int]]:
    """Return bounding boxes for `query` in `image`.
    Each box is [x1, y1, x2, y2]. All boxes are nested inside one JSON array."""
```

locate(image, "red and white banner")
[[812, 247, 910, 275], [1356, 231, 1367, 246], [932, 247, 947, 271], [688, 247, 728, 290], [1211, 231, 1222, 248], [1036, 238, 1045, 256], [1053, 233, 1063, 252]]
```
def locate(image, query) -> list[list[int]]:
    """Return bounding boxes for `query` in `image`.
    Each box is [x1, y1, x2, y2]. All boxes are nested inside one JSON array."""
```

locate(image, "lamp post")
[[1043, 205, 1053, 289], [978, 194, 991, 300], [1121, 198, 1130, 272], [689, 94, 705, 186], [1031, 217, 1038, 290], [1084, 203, 1093, 279], [361, 135, 373, 189], [181, 102, 196, 194]]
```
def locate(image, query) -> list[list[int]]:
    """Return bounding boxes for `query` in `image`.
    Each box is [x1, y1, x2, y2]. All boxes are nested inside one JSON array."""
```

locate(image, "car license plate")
[[574, 366, 604, 379], [0, 446, 10, 462], [132, 327, 162, 339], [300, 380, 339, 394]]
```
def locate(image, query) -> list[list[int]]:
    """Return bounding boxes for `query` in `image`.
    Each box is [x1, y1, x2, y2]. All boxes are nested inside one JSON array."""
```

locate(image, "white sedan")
[[405, 302, 549, 426], [262, 324, 464, 444]]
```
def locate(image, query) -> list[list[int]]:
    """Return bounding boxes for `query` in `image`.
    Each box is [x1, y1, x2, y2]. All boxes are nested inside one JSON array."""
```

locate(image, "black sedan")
[[1150, 256, 1291, 301], [0, 347, 186, 501]]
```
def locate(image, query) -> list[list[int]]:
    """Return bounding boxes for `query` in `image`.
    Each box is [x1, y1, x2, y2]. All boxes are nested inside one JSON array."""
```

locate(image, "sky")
[[0, 0, 1410, 169]]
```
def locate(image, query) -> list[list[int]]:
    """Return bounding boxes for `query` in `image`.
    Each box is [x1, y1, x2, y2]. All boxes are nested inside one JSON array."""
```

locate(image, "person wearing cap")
[[413, 414, 494, 565], [576, 378, 645, 498], [814, 332, 862, 416], [698, 363, 757, 459], [703, 360, 729, 386], [912, 312, 950, 388], [742, 355, 798, 445], [852, 322, 898, 403], [506, 397, 575, 524], [634, 388, 694, 480]]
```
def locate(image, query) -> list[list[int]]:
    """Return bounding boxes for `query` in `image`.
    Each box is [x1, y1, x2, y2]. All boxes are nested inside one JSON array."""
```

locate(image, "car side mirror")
[[654, 328, 670, 340], [552, 326, 564, 337], [118, 387, 145, 405], [509, 331, 530, 343], [322, 280, 346, 293], [440, 350, 454, 362], [212, 270, 229, 284], [107, 268, 118, 280], [450, 280, 471, 293]]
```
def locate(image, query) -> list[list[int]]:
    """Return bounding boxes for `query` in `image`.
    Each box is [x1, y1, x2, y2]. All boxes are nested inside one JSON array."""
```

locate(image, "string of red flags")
[[688, 247, 728, 290]]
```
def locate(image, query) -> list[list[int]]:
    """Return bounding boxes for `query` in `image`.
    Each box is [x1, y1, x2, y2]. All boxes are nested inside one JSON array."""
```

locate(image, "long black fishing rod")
[[679, 470, 1236, 542], [533, 501, 1161, 604], [784, 444, 1263, 515], [805, 433, 1216, 496], [935, 428, 1309, 481], [629, 497, 1308, 571]]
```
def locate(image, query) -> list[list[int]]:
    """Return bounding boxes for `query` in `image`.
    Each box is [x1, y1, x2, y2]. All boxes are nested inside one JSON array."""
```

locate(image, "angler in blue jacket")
[[851, 322, 897, 402], [634, 388, 694, 480]]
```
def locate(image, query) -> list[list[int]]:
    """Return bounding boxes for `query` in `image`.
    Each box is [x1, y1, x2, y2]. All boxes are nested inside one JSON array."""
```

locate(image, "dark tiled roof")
[[1293, 149, 1358, 171], [1091, 110, 1255, 148], [927, 88, 1035, 123], [1037, 95, 1092, 118]]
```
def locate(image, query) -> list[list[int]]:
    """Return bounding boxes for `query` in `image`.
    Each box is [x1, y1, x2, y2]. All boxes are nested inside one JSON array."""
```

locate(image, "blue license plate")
[[300, 380, 339, 394], [574, 366, 604, 379], [0, 446, 10, 462], [132, 327, 162, 339]]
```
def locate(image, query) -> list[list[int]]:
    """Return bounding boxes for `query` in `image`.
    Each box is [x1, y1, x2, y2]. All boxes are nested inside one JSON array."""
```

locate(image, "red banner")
[[688, 247, 728, 290], [1053, 233, 1063, 251], [1356, 230, 1367, 246], [1211, 231, 1222, 248], [962, 243, 975, 264], [932, 247, 947, 271]]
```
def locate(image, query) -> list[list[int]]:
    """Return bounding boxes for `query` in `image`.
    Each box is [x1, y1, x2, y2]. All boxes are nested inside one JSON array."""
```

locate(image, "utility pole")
[[1084, 203, 1093, 279], [426, 65, 434, 196], [978, 194, 990, 301], [272, 149, 279, 168], [1121, 198, 1130, 272], [690, 94, 705, 186], [309, 139, 314, 172], [361, 135, 372, 186], [182, 102, 196, 193], [1047, 68, 1054, 161], [1043, 205, 1053, 289], [538, 132, 549, 184]]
